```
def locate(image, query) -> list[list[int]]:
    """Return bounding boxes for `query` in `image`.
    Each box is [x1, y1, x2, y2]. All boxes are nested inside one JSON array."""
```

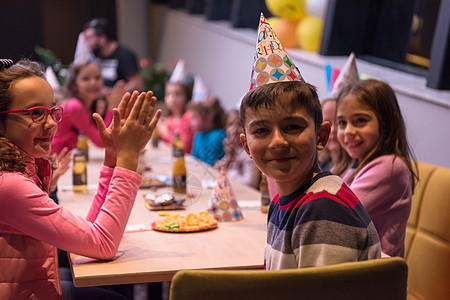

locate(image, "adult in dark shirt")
[[83, 18, 143, 92]]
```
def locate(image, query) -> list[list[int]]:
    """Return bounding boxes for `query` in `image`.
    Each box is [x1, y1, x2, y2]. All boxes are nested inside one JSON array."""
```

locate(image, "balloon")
[[267, 17, 281, 30], [274, 19, 300, 48], [296, 16, 323, 52], [266, 0, 307, 21], [306, 0, 330, 20]]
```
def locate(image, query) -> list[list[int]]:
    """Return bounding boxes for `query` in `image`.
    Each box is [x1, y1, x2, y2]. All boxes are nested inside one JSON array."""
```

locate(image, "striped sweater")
[[264, 171, 381, 270]]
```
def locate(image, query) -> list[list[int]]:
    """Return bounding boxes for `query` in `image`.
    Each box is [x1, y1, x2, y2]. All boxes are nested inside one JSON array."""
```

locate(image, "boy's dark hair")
[[239, 81, 322, 131], [83, 18, 114, 40]]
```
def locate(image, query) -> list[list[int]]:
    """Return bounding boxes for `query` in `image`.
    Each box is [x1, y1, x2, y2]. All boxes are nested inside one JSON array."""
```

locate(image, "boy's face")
[[240, 103, 329, 194]]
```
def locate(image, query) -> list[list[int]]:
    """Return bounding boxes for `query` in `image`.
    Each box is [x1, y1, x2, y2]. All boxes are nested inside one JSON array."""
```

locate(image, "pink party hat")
[[169, 59, 189, 84], [249, 13, 305, 91], [208, 169, 243, 222], [191, 75, 210, 102], [329, 52, 359, 98], [74, 32, 94, 65], [45, 66, 60, 90]]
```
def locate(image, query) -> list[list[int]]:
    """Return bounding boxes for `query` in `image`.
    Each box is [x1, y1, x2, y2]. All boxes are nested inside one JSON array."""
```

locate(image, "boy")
[[239, 13, 381, 270]]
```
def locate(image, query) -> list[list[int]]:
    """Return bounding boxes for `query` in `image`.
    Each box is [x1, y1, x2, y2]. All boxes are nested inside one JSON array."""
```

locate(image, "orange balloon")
[[274, 18, 300, 48]]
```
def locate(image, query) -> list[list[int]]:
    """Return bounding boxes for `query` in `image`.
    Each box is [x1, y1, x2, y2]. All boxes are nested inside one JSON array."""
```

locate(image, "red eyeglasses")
[[0, 106, 63, 124]]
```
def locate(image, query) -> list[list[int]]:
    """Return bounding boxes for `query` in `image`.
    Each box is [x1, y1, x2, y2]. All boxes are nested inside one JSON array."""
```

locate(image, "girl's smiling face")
[[4, 76, 58, 158], [75, 62, 103, 107], [322, 99, 339, 155], [165, 83, 188, 117], [336, 94, 380, 162]]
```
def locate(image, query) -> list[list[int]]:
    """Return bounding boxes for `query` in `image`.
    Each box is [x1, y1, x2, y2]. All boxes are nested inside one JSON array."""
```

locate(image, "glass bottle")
[[172, 155, 187, 194], [76, 132, 89, 162], [172, 132, 184, 158], [73, 153, 87, 193], [260, 173, 270, 213]]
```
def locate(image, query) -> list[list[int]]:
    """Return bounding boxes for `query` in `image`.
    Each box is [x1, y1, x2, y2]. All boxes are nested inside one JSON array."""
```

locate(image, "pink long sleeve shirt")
[[51, 97, 113, 154], [343, 155, 412, 257], [0, 158, 141, 299], [160, 110, 193, 154]]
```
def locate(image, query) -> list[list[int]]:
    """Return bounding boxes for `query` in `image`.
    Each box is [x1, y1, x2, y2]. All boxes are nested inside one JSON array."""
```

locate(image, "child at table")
[[333, 79, 418, 257], [157, 60, 194, 154], [239, 13, 380, 270], [0, 58, 161, 299], [51, 60, 125, 154], [189, 96, 226, 166], [318, 97, 341, 171], [214, 108, 261, 189]]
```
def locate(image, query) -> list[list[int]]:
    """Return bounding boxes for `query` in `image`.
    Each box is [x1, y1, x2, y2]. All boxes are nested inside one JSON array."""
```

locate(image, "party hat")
[[73, 32, 94, 65], [329, 52, 359, 98], [249, 13, 305, 91], [208, 169, 243, 222], [191, 75, 210, 102], [45, 66, 60, 90], [169, 59, 189, 84]]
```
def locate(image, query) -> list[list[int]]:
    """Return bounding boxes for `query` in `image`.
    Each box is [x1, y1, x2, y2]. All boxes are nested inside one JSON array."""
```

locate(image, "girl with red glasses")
[[0, 58, 161, 299]]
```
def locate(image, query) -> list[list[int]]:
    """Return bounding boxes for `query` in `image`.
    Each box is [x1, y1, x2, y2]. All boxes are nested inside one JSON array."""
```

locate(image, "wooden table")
[[58, 142, 267, 287]]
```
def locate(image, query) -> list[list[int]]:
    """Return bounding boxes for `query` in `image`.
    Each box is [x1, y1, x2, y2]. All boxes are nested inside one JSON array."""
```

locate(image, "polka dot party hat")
[[207, 168, 243, 222], [329, 52, 359, 98], [249, 13, 305, 91]]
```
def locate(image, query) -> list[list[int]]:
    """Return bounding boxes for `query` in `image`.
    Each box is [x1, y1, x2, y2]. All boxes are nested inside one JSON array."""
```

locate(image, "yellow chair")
[[169, 257, 407, 300], [405, 162, 450, 300]]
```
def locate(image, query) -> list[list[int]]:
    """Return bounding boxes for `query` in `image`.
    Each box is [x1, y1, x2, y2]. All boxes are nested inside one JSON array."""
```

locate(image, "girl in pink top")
[[333, 79, 418, 257], [0, 58, 161, 299], [51, 61, 124, 154], [157, 81, 194, 153]]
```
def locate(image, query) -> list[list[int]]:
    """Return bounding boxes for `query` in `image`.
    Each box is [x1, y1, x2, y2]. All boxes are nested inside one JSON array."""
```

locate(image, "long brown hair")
[[0, 58, 45, 175], [333, 79, 418, 191]]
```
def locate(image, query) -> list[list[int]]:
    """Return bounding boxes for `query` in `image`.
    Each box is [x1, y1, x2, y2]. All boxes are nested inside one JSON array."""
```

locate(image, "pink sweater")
[[343, 155, 412, 257], [160, 110, 193, 154], [52, 97, 113, 154], [0, 158, 141, 299]]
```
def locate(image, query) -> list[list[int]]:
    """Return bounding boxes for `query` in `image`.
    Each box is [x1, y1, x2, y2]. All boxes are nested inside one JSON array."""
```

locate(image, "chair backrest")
[[169, 257, 407, 300], [405, 162, 450, 299]]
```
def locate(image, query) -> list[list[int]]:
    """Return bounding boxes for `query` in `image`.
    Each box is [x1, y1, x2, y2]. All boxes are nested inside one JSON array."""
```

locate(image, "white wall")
[[155, 8, 450, 168]]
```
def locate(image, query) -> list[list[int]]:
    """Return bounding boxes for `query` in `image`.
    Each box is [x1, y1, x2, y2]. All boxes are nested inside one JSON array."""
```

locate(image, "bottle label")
[[261, 192, 270, 207], [73, 173, 87, 186], [172, 175, 186, 192]]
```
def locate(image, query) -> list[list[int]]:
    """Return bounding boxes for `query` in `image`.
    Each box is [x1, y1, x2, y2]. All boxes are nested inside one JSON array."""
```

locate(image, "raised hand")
[[94, 90, 162, 171]]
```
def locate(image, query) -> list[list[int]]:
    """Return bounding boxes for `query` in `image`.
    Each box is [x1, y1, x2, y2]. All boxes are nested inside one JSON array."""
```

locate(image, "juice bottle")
[[172, 155, 187, 194], [73, 153, 87, 193], [76, 133, 89, 162], [172, 133, 184, 158], [260, 173, 270, 213], [151, 127, 160, 148]]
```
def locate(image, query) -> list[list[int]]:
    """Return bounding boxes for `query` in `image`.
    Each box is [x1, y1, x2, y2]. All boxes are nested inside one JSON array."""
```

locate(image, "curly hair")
[[0, 58, 45, 175]]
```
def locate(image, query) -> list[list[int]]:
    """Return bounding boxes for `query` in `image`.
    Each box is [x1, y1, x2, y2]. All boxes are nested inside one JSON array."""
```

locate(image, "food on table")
[[153, 211, 218, 231], [141, 175, 167, 187]]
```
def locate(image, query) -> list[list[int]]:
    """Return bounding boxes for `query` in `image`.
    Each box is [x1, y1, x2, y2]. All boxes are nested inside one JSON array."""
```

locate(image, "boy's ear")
[[317, 121, 331, 151], [240, 132, 252, 159]]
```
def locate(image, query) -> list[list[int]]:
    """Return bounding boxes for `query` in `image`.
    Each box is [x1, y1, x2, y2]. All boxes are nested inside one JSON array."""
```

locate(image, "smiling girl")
[[333, 79, 418, 258], [0, 58, 161, 299], [51, 60, 124, 154]]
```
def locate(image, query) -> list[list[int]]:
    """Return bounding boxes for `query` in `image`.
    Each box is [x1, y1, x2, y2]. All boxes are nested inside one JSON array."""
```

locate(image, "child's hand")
[[106, 80, 126, 109], [95, 91, 162, 171], [49, 147, 73, 191], [157, 117, 169, 139]]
